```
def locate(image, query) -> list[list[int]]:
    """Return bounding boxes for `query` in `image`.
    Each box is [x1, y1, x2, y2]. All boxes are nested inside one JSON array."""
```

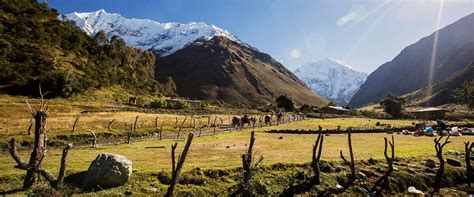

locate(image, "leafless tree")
[[234, 131, 263, 196], [311, 126, 324, 184], [434, 135, 451, 193], [9, 139, 73, 189], [165, 133, 194, 197], [465, 141, 474, 187]]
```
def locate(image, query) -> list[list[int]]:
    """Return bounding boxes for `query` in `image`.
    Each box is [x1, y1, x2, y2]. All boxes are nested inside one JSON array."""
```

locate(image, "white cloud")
[[290, 48, 301, 59], [337, 12, 358, 26]]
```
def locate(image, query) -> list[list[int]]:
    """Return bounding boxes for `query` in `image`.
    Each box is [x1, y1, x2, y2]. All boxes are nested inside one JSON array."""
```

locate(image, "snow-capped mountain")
[[62, 9, 241, 56], [294, 58, 368, 105]]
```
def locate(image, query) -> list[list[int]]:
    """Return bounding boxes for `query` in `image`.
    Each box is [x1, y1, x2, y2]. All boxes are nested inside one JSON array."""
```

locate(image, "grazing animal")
[[232, 116, 241, 129], [250, 117, 257, 128], [241, 114, 251, 128], [264, 115, 272, 126], [276, 112, 284, 125]]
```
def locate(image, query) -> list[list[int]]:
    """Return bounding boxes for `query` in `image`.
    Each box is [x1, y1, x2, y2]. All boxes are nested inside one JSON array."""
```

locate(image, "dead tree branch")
[[27, 119, 32, 135], [165, 133, 194, 197], [9, 138, 72, 189], [373, 135, 395, 192], [434, 135, 451, 193], [340, 128, 356, 181]]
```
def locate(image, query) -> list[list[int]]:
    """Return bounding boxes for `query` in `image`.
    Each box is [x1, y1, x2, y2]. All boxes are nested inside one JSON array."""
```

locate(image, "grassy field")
[[2, 127, 473, 177]]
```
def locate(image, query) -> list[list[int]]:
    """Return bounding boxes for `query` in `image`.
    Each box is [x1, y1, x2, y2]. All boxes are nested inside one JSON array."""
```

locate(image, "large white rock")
[[85, 153, 132, 188]]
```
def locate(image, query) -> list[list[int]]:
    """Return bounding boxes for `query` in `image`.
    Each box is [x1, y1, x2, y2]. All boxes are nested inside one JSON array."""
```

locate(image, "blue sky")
[[48, 0, 473, 73]]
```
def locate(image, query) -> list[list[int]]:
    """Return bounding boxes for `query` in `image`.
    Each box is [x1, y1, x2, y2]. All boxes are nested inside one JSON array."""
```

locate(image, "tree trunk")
[[24, 112, 47, 188]]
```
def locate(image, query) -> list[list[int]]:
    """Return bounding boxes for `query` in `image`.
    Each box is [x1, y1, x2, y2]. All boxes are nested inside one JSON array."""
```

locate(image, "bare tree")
[[107, 119, 115, 131], [311, 126, 324, 184], [165, 133, 194, 197], [434, 135, 451, 193], [373, 135, 395, 192], [71, 114, 80, 132], [465, 141, 474, 187], [9, 139, 73, 189], [87, 130, 97, 148], [340, 128, 356, 181]]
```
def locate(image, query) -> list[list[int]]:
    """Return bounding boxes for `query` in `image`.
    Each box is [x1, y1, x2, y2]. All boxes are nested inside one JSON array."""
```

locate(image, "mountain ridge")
[[155, 36, 329, 106], [63, 10, 241, 57], [350, 13, 474, 107]]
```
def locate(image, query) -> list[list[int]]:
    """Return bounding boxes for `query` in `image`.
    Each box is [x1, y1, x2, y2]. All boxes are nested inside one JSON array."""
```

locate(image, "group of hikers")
[[401, 120, 473, 137]]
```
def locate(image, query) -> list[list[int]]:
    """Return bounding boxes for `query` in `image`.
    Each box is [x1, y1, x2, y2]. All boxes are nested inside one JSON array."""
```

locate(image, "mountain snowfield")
[[62, 9, 241, 56], [294, 58, 367, 105]]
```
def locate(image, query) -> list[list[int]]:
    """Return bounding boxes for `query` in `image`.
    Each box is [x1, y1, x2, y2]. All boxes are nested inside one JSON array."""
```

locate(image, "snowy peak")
[[294, 58, 367, 105], [62, 10, 241, 56]]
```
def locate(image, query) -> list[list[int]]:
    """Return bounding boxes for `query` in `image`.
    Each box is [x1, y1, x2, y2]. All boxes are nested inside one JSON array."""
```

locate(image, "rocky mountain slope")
[[294, 58, 367, 105], [350, 13, 474, 107], [404, 61, 474, 107], [63, 10, 241, 57], [155, 36, 329, 106]]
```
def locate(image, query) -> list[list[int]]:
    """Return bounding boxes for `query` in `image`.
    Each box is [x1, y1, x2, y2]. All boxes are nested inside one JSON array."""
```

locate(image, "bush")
[[150, 99, 167, 108]]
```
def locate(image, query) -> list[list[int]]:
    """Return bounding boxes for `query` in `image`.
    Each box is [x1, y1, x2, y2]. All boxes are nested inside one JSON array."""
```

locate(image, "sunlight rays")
[[427, 0, 445, 105]]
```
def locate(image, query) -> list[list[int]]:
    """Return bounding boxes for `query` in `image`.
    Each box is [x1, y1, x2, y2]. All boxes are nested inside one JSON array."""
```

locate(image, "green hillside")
[[0, 0, 162, 97]]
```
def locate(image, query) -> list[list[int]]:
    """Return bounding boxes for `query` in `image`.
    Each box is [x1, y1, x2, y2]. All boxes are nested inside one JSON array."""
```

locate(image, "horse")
[[264, 115, 272, 126], [232, 116, 241, 129]]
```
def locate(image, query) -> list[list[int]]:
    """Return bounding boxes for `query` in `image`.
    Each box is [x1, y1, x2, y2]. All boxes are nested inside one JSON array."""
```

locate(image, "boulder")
[[85, 153, 132, 188], [447, 158, 462, 167], [423, 159, 436, 168]]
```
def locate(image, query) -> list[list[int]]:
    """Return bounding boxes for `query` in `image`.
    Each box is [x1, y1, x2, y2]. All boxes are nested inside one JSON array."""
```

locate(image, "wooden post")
[[465, 141, 473, 187], [311, 126, 324, 184], [213, 116, 218, 135], [107, 119, 115, 131], [165, 133, 194, 197], [27, 119, 32, 135], [71, 115, 80, 132], [133, 116, 139, 131], [198, 120, 202, 137], [155, 117, 159, 128], [127, 123, 134, 144], [177, 117, 187, 139], [56, 143, 73, 188], [160, 121, 164, 140], [434, 135, 451, 193], [87, 130, 97, 148], [241, 131, 256, 196]]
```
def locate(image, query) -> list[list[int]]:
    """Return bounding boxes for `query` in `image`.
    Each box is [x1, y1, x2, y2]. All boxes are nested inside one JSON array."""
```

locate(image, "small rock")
[[408, 168, 415, 173], [334, 167, 342, 173], [144, 187, 159, 193], [360, 169, 374, 177], [368, 158, 377, 165], [357, 172, 367, 179], [124, 190, 132, 195], [226, 146, 230, 148], [447, 158, 462, 167], [423, 159, 436, 168], [407, 186, 424, 195], [320, 163, 334, 173], [336, 184, 343, 190], [278, 136, 283, 139]]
